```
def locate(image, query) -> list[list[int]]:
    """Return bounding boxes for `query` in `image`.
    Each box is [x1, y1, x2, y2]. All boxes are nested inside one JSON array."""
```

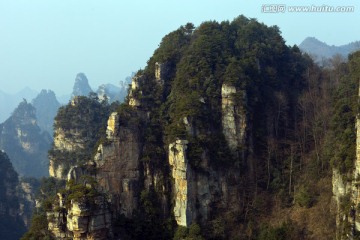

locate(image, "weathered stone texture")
[[221, 84, 247, 153]]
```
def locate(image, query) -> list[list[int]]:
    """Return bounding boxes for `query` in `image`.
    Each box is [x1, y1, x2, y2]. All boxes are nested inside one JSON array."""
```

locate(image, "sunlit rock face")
[[47, 195, 112, 240], [169, 139, 192, 226], [49, 95, 109, 180], [128, 75, 143, 107], [333, 81, 360, 238], [221, 83, 247, 154], [168, 139, 242, 228]]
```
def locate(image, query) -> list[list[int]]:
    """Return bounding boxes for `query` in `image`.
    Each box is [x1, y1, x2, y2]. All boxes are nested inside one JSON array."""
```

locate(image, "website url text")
[[261, 4, 355, 13]]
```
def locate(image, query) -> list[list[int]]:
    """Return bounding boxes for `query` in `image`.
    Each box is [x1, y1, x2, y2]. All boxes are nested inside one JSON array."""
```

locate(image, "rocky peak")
[[72, 73, 93, 98], [96, 82, 130, 104], [0, 100, 51, 177], [31, 89, 60, 136], [10, 99, 37, 126], [128, 75, 144, 107], [299, 37, 360, 63]]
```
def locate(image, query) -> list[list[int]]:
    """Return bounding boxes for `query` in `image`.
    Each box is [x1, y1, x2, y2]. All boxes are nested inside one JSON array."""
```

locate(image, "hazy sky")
[[1, 0, 360, 96]]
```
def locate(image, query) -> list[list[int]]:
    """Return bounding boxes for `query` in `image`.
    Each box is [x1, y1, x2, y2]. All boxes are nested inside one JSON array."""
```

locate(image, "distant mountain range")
[[0, 73, 133, 123], [71, 72, 131, 103], [0, 72, 132, 177], [0, 87, 38, 123], [32, 90, 61, 136], [299, 37, 360, 63]]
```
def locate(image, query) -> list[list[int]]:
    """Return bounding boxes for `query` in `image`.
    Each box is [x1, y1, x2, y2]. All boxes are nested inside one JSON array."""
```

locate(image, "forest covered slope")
[[21, 16, 360, 240]]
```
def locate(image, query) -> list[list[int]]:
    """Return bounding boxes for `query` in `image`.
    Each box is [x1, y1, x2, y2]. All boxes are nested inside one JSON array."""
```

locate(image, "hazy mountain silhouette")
[[299, 37, 360, 63], [0, 87, 38, 123]]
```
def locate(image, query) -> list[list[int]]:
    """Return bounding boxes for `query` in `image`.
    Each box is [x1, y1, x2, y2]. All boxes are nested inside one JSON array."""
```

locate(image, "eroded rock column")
[[169, 139, 193, 227], [221, 84, 247, 153]]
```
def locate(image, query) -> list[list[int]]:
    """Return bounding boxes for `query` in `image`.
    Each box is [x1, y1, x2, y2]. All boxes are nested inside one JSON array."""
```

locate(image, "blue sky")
[[0, 0, 359, 95]]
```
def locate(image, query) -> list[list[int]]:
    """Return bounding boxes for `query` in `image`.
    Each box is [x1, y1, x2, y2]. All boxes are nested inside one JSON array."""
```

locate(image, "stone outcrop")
[[168, 139, 241, 227], [49, 126, 85, 179], [49, 96, 108, 180], [106, 112, 119, 138], [94, 112, 141, 217], [350, 85, 360, 233], [47, 195, 112, 240], [333, 82, 360, 238], [332, 169, 351, 239], [19, 180, 37, 227], [221, 83, 247, 153], [72, 73, 93, 98], [155, 62, 168, 85], [128, 75, 143, 107], [169, 140, 193, 226]]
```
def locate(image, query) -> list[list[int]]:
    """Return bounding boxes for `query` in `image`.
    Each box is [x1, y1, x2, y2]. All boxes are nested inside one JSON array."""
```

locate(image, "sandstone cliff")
[[41, 17, 318, 239], [49, 96, 109, 179], [47, 182, 112, 240]]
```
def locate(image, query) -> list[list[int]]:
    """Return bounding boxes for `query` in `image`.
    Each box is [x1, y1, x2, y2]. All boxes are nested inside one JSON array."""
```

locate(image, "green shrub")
[[294, 185, 313, 208]]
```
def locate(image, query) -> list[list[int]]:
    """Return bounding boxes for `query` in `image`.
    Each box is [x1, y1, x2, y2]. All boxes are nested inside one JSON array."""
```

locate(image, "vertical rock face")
[[334, 82, 360, 238], [349, 84, 360, 233], [19, 180, 37, 227], [49, 125, 84, 179], [49, 96, 109, 179], [128, 75, 143, 107], [49, 160, 65, 179], [169, 140, 193, 227], [47, 195, 112, 240], [106, 112, 119, 138], [353, 107, 360, 232], [155, 62, 168, 85], [168, 139, 241, 228], [221, 84, 247, 153], [94, 112, 141, 217], [332, 169, 351, 239]]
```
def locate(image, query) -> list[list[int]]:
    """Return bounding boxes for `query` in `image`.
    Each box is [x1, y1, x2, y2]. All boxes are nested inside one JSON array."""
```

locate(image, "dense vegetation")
[[0, 151, 27, 240], [49, 93, 111, 174], [123, 16, 315, 239], [21, 16, 360, 239], [21, 177, 65, 240], [123, 16, 360, 239]]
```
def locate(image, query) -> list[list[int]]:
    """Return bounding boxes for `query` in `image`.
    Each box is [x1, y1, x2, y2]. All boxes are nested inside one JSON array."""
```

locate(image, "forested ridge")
[[20, 16, 360, 239]]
